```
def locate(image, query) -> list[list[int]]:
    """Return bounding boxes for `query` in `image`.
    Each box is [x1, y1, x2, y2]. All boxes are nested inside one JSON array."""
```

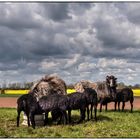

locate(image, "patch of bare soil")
[[0, 97, 139, 110]]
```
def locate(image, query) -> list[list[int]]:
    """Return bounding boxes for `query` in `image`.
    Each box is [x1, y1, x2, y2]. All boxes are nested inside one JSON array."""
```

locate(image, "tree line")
[[0, 82, 34, 90]]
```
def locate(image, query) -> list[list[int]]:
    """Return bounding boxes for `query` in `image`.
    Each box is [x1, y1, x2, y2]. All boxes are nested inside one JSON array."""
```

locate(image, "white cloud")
[[64, 54, 81, 69], [97, 58, 127, 69]]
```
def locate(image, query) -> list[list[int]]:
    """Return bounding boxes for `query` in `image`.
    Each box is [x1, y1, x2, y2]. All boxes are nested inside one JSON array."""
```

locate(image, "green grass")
[[0, 108, 140, 138], [0, 94, 22, 97]]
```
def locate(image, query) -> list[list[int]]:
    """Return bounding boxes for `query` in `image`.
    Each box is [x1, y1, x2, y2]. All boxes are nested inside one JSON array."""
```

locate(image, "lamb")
[[38, 93, 69, 128], [67, 88, 98, 123], [67, 92, 87, 123], [16, 93, 43, 128], [17, 94, 30, 127], [84, 88, 98, 121], [115, 87, 134, 112]]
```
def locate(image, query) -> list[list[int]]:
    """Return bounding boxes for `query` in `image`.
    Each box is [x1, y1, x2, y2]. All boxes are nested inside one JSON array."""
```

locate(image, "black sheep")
[[84, 88, 98, 121], [27, 92, 69, 129], [67, 89, 98, 123], [17, 94, 30, 127], [28, 75, 67, 124], [115, 88, 134, 112], [17, 93, 44, 128], [38, 93, 69, 127], [67, 92, 87, 123]]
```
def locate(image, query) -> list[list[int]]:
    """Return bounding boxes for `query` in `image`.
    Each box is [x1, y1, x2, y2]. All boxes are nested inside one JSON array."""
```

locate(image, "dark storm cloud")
[[69, 3, 93, 15], [31, 43, 68, 57], [115, 3, 140, 25], [0, 29, 32, 63], [93, 15, 136, 50], [40, 3, 72, 21], [0, 3, 41, 30], [0, 3, 140, 85]]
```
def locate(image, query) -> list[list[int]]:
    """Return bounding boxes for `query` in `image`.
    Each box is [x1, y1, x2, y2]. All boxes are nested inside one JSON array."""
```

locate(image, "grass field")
[[0, 108, 140, 138]]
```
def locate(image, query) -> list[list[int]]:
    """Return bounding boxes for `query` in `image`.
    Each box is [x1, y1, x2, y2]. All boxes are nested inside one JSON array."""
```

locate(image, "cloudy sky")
[[0, 2, 140, 86]]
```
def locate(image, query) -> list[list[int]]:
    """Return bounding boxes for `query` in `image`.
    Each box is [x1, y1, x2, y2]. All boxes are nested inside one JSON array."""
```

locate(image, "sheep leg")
[[26, 113, 30, 127], [44, 112, 48, 126], [114, 101, 117, 111], [105, 103, 108, 111], [17, 109, 21, 127], [100, 103, 103, 112], [30, 112, 35, 129], [118, 101, 120, 111], [82, 108, 86, 120], [57, 113, 63, 125], [130, 100, 133, 113], [78, 108, 85, 123], [94, 104, 97, 121], [68, 109, 71, 124], [122, 102, 125, 111], [90, 104, 93, 120], [87, 106, 90, 121], [61, 110, 67, 125]]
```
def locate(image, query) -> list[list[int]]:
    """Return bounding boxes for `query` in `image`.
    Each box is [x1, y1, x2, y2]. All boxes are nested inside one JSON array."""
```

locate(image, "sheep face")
[[106, 75, 117, 88]]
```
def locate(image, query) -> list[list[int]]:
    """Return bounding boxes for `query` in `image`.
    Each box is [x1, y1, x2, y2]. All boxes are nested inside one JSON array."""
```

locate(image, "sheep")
[[51, 92, 88, 124], [17, 94, 30, 127], [17, 92, 69, 129], [17, 89, 97, 128], [98, 75, 117, 112], [67, 88, 98, 123], [38, 93, 69, 127], [115, 88, 134, 112], [51, 88, 98, 124], [29, 74, 67, 101], [26, 91, 69, 129], [74, 75, 117, 112], [17, 93, 45, 128], [67, 92, 87, 123], [29, 74, 67, 124], [84, 88, 98, 121]]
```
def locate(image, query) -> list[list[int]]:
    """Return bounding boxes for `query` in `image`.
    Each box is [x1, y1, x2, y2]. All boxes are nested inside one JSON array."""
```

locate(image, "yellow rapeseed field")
[[4, 90, 29, 94], [132, 89, 140, 97], [1, 89, 140, 96], [1, 89, 76, 95], [67, 89, 76, 94]]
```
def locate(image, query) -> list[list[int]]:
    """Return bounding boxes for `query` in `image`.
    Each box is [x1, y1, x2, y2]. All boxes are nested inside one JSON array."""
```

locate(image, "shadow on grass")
[[106, 109, 140, 113], [36, 109, 140, 128], [97, 115, 113, 122], [68, 114, 113, 125], [47, 113, 114, 126], [46, 114, 82, 126], [69, 114, 83, 125]]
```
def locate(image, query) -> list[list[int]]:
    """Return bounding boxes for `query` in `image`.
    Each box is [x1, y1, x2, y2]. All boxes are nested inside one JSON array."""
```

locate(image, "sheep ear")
[[106, 75, 110, 80]]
